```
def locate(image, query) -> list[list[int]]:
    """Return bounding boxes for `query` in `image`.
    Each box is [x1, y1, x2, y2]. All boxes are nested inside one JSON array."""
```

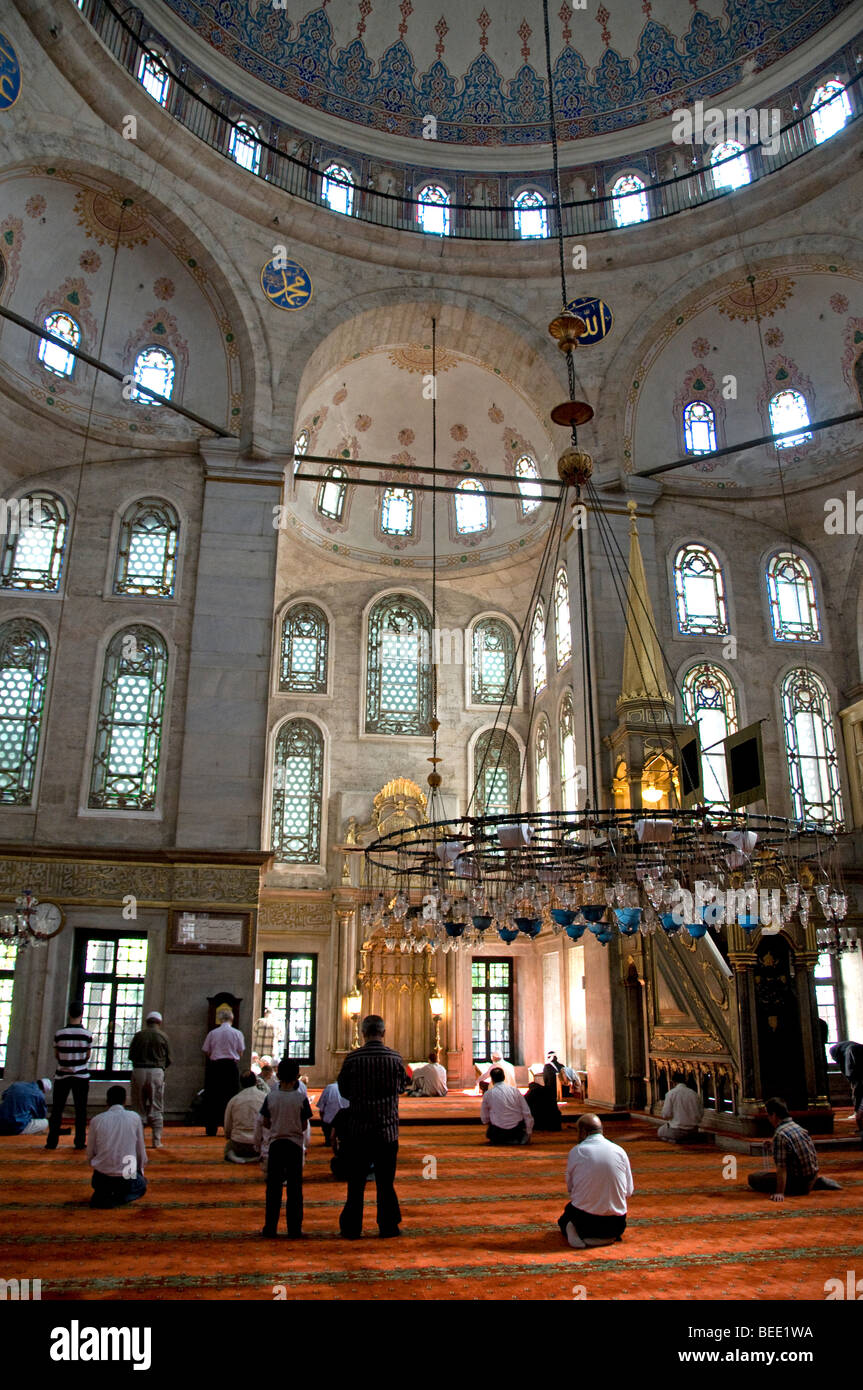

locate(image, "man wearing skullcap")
[[129, 1010, 172, 1148]]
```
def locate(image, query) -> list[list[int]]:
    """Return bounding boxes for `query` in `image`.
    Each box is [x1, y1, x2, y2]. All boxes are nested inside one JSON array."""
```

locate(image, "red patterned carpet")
[[2, 1118, 860, 1301]]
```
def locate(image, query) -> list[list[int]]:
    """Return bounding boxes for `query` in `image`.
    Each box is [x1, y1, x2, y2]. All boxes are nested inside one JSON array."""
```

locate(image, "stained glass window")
[[262, 954, 317, 1063], [88, 626, 168, 810], [611, 174, 648, 226], [0, 619, 50, 805], [535, 717, 551, 813], [271, 718, 324, 863], [531, 603, 547, 693], [769, 389, 811, 448], [559, 691, 578, 813], [137, 51, 170, 105], [72, 932, 148, 1076], [279, 603, 328, 693], [131, 347, 176, 405], [471, 618, 516, 705], [38, 311, 80, 378], [673, 544, 729, 636], [513, 189, 548, 239], [317, 466, 348, 521], [683, 400, 716, 455], [515, 454, 542, 515], [0, 940, 16, 1071], [229, 121, 262, 174], [113, 498, 179, 597], [554, 567, 572, 668], [294, 429, 309, 476], [381, 487, 415, 537], [766, 552, 821, 643], [710, 140, 750, 190], [366, 593, 431, 736], [472, 958, 513, 1061], [474, 728, 521, 815], [322, 163, 355, 216], [417, 184, 451, 236], [455, 478, 488, 534], [0, 492, 68, 592], [810, 80, 851, 144], [782, 669, 843, 827], [681, 664, 738, 806]]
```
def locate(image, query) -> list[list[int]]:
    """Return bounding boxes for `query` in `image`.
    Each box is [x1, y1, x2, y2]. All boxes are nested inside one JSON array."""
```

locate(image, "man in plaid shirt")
[[748, 1097, 840, 1200]]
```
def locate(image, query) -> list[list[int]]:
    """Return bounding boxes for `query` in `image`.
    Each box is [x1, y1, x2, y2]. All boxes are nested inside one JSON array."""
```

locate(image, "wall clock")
[[260, 257, 313, 311]]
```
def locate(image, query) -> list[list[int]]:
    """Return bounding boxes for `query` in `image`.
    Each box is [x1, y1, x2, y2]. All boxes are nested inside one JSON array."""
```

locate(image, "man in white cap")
[[0, 1077, 52, 1134], [128, 1010, 171, 1148]]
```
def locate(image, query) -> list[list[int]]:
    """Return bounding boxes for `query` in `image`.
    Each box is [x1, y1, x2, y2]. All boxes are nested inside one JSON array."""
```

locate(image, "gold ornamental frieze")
[[0, 856, 260, 908]]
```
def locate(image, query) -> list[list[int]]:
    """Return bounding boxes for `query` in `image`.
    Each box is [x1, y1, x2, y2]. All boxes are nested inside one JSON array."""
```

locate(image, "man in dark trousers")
[[46, 1003, 92, 1151], [337, 1013, 407, 1239]]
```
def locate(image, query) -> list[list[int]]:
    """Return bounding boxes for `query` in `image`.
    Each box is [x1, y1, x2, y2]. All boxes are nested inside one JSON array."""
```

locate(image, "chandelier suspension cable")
[[426, 316, 442, 824], [541, 0, 569, 314]]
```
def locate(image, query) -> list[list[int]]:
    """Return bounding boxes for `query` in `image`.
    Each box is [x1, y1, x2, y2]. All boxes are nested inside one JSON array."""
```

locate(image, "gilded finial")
[[627, 498, 638, 534]]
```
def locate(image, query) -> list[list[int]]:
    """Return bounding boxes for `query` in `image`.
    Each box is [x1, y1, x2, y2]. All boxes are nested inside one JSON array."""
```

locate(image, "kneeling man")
[[87, 1085, 148, 1209], [480, 1066, 533, 1145], [558, 1114, 633, 1248]]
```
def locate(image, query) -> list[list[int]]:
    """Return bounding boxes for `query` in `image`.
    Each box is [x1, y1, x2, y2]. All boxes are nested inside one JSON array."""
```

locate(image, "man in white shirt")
[[478, 1051, 517, 1089], [408, 1052, 448, 1097], [558, 1114, 633, 1249], [87, 1086, 148, 1209], [658, 1078, 704, 1142], [224, 1070, 267, 1163], [317, 1080, 349, 1144], [201, 1007, 245, 1136], [480, 1067, 533, 1145]]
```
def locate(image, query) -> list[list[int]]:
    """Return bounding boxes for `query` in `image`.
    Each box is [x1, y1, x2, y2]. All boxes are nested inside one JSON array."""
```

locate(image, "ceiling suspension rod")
[[299, 452, 564, 492]]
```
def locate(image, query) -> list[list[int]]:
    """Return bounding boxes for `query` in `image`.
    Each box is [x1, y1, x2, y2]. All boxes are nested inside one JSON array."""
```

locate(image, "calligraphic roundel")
[[0, 32, 22, 110], [260, 257, 314, 311], [567, 296, 614, 347]]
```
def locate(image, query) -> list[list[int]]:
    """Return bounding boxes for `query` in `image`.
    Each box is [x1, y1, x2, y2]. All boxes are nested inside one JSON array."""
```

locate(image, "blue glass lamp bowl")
[[443, 921, 465, 938], [515, 917, 542, 937], [614, 908, 642, 935]]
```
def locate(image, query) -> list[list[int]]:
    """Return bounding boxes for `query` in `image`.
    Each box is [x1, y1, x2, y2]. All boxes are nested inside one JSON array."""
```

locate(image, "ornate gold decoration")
[[257, 900, 332, 930], [374, 778, 426, 812], [74, 189, 151, 248], [388, 344, 459, 374], [0, 856, 259, 907]]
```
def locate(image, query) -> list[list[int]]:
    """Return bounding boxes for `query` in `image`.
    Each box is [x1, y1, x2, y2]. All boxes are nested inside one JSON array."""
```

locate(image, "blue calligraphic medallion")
[[566, 295, 613, 346], [260, 257, 313, 311], [0, 32, 22, 110]]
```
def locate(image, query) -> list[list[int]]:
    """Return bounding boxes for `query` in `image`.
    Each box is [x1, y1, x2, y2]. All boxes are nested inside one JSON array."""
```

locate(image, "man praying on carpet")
[[657, 1075, 704, 1142], [407, 1052, 448, 1097], [480, 1066, 534, 1145], [224, 1069, 267, 1163], [477, 1051, 516, 1090], [87, 1085, 148, 1210], [747, 1097, 841, 1200], [0, 1077, 51, 1135], [829, 1040, 863, 1128], [558, 1113, 633, 1249]]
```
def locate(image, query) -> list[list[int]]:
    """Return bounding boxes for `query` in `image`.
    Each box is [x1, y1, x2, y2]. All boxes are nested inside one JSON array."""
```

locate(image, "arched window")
[[810, 80, 851, 144], [417, 185, 451, 236], [229, 121, 262, 174], [681, 664, 738, 806], [113, 498, 179, 598], [0, 619, 50, 805], [322, 163, 355, 216], [710, 140, 750, 190], [683, 400, 717, 455], [293, 429, 309, 475], [317, 466, 348, 522], [559, 691, 578, 813], [782, 669, 843, 826], [769, 389, 811, 448], [766, 552, 821, 643], [454, 478, 488, 534], [513, 189, 548, 239], [37, 311, 80, 378], [381, 487, 415, 537], [611, 174, 648, 227], [271, 719, 324, 863], [471, 618, 516, 706], [673, 544, 729, 636], [365, 593, 432, 736], [130, 347, 176, 405], [535, 717, 551, 813], [0, 492, 68, 592], [88, 626, 168, 810], [137, 51, 170, 106], [531, 603, 547, 693], [515, 455, 542, 515], [554, 567, 572, 669], [279, 603, 328, 693], [474, 728, 521, 816]]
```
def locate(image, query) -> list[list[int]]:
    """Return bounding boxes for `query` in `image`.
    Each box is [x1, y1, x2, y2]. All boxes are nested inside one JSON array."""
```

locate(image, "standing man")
[[46, 1003, 92, 1151], [558, 1114, 634, 1249], [252, 1006, 282, 1061], [830, 1040, 863, 1122], [259, 1059, 312, 1238], [87, 1085, 148, 1209], [336, 1014, 407, 1239], [201, 1006, 245, 1137], [129, 1010, 171, 1149]]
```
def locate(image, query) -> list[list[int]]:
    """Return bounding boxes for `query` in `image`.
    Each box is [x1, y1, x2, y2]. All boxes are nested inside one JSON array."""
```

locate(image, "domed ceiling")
[[160, 0, 853, 146]]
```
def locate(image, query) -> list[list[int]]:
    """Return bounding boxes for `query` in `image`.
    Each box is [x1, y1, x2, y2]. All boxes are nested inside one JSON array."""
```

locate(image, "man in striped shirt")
[[46, 1004, 93, 1151], [337, 1014, 407, 1239]]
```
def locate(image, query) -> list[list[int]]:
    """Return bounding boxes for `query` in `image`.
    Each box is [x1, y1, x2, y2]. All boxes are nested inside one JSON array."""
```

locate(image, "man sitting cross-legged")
[[558, 1113, 633, 1249], [480, 1066, 534, 1145]]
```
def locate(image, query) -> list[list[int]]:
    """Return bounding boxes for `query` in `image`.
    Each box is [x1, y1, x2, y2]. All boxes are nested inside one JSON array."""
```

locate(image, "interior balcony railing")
[[72, 0, 863, 242]]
